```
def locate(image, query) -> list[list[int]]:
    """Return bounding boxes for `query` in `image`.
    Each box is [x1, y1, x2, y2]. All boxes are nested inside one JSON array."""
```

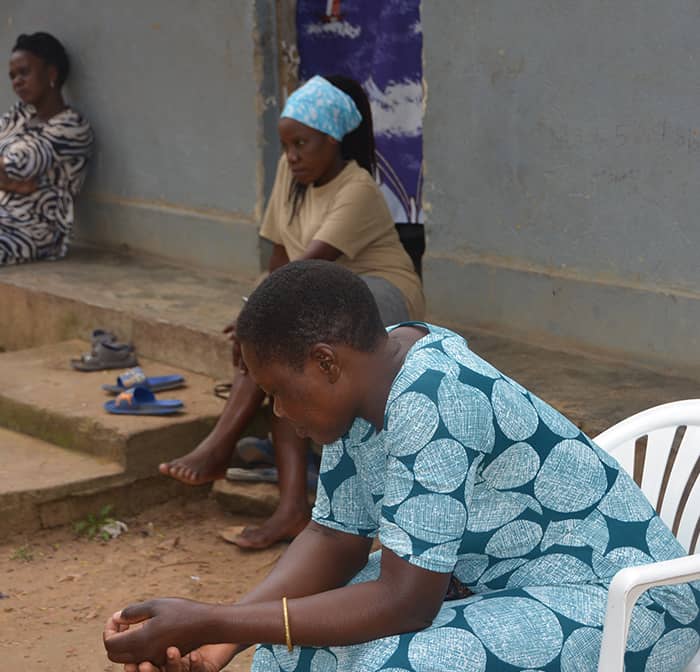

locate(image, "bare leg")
[[159, 373, 265, 485], [230, 413, 312, 549]]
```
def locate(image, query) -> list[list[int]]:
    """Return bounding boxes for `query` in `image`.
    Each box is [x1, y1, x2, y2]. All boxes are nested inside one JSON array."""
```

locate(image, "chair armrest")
[[598, 555, 700, 672]]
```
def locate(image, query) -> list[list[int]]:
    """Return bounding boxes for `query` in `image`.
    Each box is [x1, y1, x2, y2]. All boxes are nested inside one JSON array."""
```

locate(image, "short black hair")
[[237, 260, 386, 370], [13, 32, 70, 87]]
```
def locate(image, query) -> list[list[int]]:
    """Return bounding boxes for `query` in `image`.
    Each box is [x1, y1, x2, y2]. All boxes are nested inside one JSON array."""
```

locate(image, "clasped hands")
[[103, 598, 226, 671]]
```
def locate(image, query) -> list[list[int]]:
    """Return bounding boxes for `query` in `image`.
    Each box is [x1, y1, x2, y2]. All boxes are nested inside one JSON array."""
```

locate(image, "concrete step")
[[0, 340, 225, 474], [211, 480, 280, 518], [210, 478, 317, 525], [0, 245, 256, 378], [2, 246, 698, 538], [0, 339, 275, 536], [0, 426, 124, 535], [0, 425, 213, 536]]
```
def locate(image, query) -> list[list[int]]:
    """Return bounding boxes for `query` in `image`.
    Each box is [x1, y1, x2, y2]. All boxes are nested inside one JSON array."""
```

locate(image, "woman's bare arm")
[[105, 521, 378, 665], [0, 157, 37, 194], [268, 240, 341, 274]]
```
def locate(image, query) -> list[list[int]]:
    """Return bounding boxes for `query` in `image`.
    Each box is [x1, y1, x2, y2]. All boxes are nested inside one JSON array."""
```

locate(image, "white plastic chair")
[[594, 399, 700, 672]]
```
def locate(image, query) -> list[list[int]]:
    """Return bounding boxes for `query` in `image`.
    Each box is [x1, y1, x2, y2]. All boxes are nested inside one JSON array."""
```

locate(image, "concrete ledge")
[[211, 479, 317, 518], [0, 246, 256, 377], [0, 282, 232, 378], [0, 424, 212, 537], [1, 475, 210, 538], [0, 340, 278, 538], [211, 480, 280, 518], [424, 253, 700, 378], [76, 196, 261, 277], [0, 341, 222, 474]]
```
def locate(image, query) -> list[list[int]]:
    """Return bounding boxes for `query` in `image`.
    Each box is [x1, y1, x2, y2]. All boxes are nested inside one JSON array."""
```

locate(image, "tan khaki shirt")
[[260, 157, 425, 319]]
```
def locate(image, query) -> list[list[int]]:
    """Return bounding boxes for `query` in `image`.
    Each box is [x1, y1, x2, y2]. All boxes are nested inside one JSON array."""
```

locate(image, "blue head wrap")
[[281, 75, 363, 141]]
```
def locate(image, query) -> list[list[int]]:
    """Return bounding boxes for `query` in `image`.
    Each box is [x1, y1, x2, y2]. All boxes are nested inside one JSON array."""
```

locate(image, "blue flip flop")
[[102, 367, 185, 394], [104, 386, 184, 415]]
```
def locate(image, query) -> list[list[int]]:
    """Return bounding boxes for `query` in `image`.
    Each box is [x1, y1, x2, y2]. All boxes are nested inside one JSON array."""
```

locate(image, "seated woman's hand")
[[122, 645, 229, 672], [103, 598, 215, 667], [0, 174, 37, 194]]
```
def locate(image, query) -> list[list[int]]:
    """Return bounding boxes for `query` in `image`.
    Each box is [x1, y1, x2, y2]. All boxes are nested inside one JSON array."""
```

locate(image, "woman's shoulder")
[[49, 106, 92, 131], [339, 160, 379, 187], [386, 323, 512, 408], [332, 161, 385, 202], [386, 325, 460, 398], [44, 107, 94, 150]]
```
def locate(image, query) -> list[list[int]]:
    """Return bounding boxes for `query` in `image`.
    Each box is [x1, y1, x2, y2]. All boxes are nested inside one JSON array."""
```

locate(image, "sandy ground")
[[0, 498, 285, 671]]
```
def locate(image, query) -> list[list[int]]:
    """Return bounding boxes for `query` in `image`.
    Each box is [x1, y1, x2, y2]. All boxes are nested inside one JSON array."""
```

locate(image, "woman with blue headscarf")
[[262, 75, 423, 322], [159, 76, 424, 550]]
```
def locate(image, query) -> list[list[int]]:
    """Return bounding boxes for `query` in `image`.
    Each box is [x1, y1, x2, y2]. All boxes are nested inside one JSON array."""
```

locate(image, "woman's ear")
[[311, 343, 340, 383], [47, 64, 59, 89]]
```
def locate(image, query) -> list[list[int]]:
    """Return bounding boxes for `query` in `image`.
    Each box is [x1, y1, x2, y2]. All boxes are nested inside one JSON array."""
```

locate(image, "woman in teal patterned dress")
[[104, 261, 699, 672]]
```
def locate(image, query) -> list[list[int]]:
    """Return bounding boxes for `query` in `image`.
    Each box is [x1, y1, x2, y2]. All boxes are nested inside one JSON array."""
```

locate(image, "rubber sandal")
[[214, 382, 232, 400], [104, 386, 184, 415], [102, 366, 185, 394], [225, 466, 278, 483], [91, 329, 118, 347], [218, 524, 294, 548], [219, 525, 250, 545], [235, 436, 275, 466], [233, 438, 318, 490], [71, 342, 138, 371], [225, 464, 317, 491], [73, 329, 120, 362]]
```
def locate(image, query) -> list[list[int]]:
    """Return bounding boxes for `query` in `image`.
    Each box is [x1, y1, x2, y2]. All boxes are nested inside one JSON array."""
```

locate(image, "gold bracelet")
[[282, 596, 293, 652]]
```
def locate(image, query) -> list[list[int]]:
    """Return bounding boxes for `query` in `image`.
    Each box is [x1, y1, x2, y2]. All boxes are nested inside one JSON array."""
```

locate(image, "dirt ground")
[[0, 498, 285, 671]]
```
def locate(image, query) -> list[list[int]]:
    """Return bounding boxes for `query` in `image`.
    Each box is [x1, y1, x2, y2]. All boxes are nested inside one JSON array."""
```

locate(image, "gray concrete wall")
[[4, 2, 699, 371], [422, 1, 700, 372], [1, 1, 277, 275]]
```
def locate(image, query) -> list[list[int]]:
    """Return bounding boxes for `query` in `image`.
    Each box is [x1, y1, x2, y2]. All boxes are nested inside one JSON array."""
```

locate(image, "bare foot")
[[221, 506, 310, 550], [159, 435, 234, 485]]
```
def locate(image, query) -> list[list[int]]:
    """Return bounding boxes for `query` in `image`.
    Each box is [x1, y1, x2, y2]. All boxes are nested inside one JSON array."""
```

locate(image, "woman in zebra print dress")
[[0, 32, 93, 265]]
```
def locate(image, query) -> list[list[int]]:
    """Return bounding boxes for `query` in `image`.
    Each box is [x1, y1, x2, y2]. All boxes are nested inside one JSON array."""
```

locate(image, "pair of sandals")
[[103, 366, 186, 416], [71, 331, 186, 416], [71, 330, 138, 372]]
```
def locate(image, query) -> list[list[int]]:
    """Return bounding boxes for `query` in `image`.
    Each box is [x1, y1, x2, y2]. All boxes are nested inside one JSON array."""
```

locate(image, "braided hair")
[[12, 32, 70, 88], [288, 75, 376, 221]]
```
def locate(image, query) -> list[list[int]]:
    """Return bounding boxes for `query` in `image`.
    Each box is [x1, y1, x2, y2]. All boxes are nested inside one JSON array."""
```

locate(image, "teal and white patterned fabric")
[[281, 75, 362, 141], [253, 324, 700, 672]]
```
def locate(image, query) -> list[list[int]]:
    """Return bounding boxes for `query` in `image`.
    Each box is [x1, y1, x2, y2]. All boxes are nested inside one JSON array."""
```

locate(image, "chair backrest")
[[593, 399, 700, 554]]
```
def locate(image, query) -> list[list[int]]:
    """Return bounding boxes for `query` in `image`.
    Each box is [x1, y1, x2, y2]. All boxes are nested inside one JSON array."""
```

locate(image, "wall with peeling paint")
[[421, 2, 700, 372], [0, 1, 276, 275]]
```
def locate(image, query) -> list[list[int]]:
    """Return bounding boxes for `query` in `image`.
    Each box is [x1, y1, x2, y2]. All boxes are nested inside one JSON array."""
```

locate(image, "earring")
[[50, 80, 56, 89]]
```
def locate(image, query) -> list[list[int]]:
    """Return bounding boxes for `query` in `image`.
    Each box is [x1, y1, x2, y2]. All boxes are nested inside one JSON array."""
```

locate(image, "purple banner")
[[297, 0, 424, 224]]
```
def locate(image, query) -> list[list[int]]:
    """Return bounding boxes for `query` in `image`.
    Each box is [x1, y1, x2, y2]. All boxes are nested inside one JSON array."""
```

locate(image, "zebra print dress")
[[0, 101, 93, 264]]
